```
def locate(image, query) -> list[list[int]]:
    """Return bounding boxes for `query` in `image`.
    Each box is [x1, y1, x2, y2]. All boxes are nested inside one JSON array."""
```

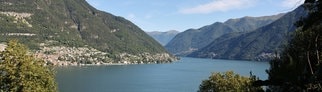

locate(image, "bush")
[[198, 71, 263, 92], [0, 40, 57, 92]]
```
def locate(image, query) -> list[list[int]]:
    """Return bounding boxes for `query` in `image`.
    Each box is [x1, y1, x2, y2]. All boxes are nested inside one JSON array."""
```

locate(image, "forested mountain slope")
[[166, 13, 283, 56], [189, 6, 306, 61], [0, 0, 176, 65]]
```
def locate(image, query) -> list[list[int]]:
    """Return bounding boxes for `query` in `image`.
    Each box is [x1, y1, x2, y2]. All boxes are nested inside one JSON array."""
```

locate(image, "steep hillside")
[[189, 6, 306, 61], [165, 23, 237, 56], [165, 13, 283, 56], [146, 30, 179, 46], [0, 0, 176, 65]]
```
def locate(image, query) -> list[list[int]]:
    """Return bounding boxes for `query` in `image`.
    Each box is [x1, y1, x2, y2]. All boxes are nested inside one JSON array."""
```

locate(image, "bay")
[[55, 57, 269, 92]]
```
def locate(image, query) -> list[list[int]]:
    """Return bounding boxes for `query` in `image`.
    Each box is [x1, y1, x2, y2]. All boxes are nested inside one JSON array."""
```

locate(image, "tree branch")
[[307, 51, 314, 75]]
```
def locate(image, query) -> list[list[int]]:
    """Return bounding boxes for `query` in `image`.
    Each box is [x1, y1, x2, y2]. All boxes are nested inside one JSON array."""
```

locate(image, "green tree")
[[198, 71, 263, 92], [255, 0, 322, 91], [0, 40, 57, 92]]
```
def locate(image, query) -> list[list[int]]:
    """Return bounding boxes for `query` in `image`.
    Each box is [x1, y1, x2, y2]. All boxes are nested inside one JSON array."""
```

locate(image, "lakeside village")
[[0, 43, 177, 66]]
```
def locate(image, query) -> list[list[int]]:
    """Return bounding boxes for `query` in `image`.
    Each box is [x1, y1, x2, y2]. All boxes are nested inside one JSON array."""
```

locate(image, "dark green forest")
[[261, 0, 322, 91]]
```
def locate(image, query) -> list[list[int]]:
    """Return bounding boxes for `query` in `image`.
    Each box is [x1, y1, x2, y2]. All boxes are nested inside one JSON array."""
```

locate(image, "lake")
[[55, 57, 269, 92]]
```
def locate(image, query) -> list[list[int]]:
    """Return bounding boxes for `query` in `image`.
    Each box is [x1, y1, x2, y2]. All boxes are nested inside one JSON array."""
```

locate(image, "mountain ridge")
[[189, 6, 306, 61], [165, 13, 284, 56], [146, 30, 180, 46]]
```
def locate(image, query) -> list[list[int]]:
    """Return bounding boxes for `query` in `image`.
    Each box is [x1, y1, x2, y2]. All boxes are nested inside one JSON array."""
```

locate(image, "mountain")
[[165, 13, 284, 56], [146, 30, 179, 46], [0, 0, 176, 65], [165, 23, 237, 56], [189, 6, 306, 61], [224, 13, 285, 32]]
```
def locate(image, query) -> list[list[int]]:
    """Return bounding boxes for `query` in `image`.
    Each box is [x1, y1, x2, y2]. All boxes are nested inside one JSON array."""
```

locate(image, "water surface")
[[56, 57, 269, 92]]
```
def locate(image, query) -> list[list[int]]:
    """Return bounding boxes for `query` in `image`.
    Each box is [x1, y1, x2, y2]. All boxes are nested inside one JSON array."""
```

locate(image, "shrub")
[[198, 71, 263, 92], [0, 40, 57, 92]]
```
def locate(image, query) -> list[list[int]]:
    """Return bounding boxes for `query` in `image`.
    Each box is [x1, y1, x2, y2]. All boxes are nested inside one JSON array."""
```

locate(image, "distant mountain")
[[165, 13, 284, 56], [224, 13, 285, 32], [165, 23, 237, 56], [146, 30, 179, 46], [189, 6, 306, 61], [0, 0, 176, 65]]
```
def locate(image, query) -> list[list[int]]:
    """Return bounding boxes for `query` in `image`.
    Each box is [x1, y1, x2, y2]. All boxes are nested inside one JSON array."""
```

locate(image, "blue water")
[[55, 57, 269, 92]]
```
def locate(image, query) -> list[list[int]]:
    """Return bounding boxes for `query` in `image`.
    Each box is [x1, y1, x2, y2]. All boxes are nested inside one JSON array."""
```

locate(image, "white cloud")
[[281, 0, 304, 8], [179, 0, 257, 14]]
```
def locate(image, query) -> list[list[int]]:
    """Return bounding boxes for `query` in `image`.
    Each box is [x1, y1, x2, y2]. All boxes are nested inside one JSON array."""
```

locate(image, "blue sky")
[[86, 0, 304, 32]]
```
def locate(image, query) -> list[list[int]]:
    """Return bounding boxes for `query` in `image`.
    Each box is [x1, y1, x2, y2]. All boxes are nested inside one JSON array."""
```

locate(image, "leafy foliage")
[[198, 71, 263, 92], [0, 40, 57, 92]]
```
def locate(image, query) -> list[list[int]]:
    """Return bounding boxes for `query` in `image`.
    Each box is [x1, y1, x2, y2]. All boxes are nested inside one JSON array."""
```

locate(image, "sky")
[[86, 0, 304, 32]]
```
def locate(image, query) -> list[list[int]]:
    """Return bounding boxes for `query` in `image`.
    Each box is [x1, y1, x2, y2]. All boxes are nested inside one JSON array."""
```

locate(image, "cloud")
[[281, 0, 304, 8], [179, 0, 257, 14]]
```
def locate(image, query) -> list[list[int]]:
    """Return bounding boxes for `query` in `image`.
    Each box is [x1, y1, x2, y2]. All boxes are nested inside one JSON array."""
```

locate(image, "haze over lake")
[[56, 57, 269, 92]]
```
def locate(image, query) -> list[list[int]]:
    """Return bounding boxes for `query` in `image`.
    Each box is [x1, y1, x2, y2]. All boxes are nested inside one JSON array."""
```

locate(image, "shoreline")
[[51, 61, 178, 67]]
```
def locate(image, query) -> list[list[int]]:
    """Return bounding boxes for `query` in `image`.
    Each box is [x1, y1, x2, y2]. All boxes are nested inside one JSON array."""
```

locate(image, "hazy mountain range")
[[166, 13, 285, 57], [166, 5, 306, 61], [146, 30, 180, 46]]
